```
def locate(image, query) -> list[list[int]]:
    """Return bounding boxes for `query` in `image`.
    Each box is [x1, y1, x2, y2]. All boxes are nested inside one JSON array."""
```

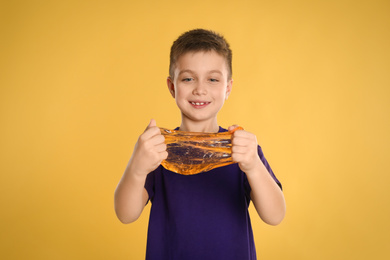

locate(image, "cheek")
[[177, 85, 192, 95], [212, 87, 228, 100], [174, 86, 188, 101]]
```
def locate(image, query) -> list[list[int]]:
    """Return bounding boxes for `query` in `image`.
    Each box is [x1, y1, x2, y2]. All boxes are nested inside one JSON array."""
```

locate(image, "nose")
[[192, 82, 207, 95]]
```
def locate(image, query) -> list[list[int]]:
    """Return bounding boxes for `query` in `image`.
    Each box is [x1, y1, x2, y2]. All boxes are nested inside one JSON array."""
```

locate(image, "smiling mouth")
[[190, 101, 209, 105], [189, 101, 210, 108]]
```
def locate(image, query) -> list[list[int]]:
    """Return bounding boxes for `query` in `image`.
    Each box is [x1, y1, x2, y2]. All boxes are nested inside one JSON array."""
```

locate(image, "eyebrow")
[[178, 70, 194, 76], [178, 69, 223, 76]]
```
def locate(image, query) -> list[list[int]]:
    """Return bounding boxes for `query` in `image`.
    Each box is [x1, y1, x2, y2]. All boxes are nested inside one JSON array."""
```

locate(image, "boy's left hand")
[[228, 125, 262, 175]]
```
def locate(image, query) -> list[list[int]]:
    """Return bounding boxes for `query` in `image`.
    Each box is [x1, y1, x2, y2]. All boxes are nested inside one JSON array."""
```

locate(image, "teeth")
[[192, 102, 205, 105]]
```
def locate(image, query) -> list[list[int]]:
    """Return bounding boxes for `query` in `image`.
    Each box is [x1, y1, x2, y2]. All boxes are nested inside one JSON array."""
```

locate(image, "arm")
[[230, 127, 286, 226], [114, 119, 168, 224]]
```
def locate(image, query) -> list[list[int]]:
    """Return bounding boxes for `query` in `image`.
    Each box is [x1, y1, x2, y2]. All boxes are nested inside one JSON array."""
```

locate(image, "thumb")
[[145, 119, 157, 131], [228, 125, 243, 133]]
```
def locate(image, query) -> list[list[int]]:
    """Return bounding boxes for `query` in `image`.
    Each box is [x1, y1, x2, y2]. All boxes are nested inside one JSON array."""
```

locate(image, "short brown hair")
[[169, 29, 232, 80]]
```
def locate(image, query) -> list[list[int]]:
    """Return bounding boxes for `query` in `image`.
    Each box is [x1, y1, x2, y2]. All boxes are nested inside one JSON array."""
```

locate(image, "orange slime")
[[160, 126, 243, 175]]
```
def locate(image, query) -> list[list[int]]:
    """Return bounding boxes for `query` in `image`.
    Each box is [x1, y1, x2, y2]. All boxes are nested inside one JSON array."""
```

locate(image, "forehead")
[[174, 50, 228, 74]]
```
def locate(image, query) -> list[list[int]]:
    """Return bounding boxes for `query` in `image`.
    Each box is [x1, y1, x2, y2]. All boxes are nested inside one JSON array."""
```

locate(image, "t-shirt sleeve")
[[144, 167, 157, 204], [257, 145, 282, 190]]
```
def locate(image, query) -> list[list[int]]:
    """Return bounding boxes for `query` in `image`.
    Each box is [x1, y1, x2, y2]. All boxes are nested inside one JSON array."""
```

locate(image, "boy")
[[115, 29, 285, 260]]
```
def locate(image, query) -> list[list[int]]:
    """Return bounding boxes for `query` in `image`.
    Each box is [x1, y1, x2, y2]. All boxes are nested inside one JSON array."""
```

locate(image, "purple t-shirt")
[[144, 127, 282, 260]]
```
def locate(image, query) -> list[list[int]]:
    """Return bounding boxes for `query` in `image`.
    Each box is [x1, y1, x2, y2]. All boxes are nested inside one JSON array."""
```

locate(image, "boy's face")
[[167, 51, 232, 129]]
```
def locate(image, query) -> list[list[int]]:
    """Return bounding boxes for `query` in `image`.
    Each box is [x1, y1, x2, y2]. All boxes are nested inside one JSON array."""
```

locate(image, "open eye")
[[182, 78, 193, 82], [209, 78, 219, 82]]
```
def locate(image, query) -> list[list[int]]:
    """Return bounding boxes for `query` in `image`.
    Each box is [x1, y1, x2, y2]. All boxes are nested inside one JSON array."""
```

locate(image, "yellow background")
[[1, 0, 389, 259]]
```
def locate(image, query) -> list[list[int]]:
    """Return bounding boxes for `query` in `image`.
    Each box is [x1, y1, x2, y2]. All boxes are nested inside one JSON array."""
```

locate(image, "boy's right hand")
[[128, 119, 168, 177]]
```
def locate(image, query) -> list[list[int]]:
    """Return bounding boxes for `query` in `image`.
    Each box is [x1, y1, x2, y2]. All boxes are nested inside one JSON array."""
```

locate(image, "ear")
[[167, 77, 175, 98], [225, 78, 233, 100]]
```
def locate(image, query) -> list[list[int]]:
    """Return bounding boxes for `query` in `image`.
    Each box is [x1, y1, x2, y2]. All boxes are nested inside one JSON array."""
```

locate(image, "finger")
[[234, 132, 258, 146], [231, 153, 242, 163], [149, 133, 165, 145], [232, 145, 248, 154], [228, 125, 243, 133], [228, 124, 239, 132], [140, 127, 161, 142], [149, 119, 157, 127], [142, 119, 162, 140], [145, 119, 157, 131], [232, 129, 252, 138], [232, 136, 251, 146], [154, 143, 167, 153], [160, 151, 168, 160], [155, 150, 168, 162]]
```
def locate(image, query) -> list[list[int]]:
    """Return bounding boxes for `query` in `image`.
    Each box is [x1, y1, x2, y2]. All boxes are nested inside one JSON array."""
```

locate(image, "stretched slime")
[[160, 126, 243, 175]]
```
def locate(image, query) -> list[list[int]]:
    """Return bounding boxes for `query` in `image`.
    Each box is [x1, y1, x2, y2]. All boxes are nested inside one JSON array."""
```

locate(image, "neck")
[[179, 118, 219, 133]]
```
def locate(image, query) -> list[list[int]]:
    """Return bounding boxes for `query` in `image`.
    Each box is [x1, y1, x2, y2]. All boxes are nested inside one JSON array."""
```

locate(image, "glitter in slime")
[[160, 126, 243, 175]]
